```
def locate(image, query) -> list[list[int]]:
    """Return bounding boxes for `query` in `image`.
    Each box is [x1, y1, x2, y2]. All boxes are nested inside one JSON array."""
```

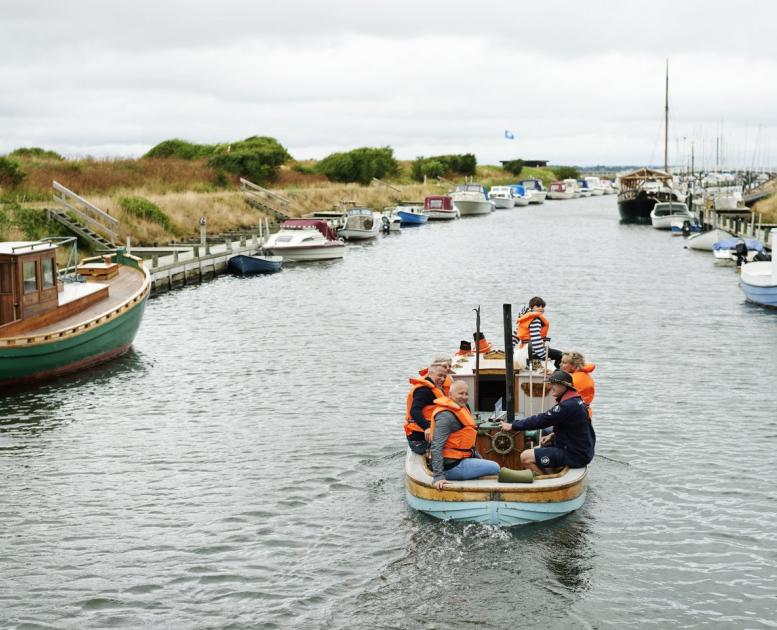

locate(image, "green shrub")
[[291, 162, 317, 175], [552, 166, 580, 180], [117, 196, 172, 230], [0, 157, 26, 188], [316, 146, 398, 185], [410, 153, 477, 181], [208, 136, 291, 184], [12, 205, 54, 239], [503, 159, 525, 176], [9, 147, 64, 160], [143, 139, 215, 160]]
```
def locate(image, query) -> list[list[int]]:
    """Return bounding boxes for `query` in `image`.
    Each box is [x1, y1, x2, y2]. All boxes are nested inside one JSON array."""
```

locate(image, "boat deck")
[[25, 266, 146, 336]]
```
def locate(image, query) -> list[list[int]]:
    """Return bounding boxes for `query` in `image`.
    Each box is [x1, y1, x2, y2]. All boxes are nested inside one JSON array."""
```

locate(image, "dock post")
[[200, 216, 206, 245], [174, 249, 179, 262], [193, 245, 199, 258], [126, 236, 131, 254], [206, 243, 211, 255], [152, 255, 158, 268], [225, 238, 232, 252]]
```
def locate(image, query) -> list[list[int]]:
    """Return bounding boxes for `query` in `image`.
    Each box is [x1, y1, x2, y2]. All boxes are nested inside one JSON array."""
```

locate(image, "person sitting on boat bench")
[[404, 359, 448, 454], [430, 380, 500, 490], [417, 355, 453, 396], [513, 296, 563, 369], [560, 351, 596, 415], [500, 370, 595, 475]]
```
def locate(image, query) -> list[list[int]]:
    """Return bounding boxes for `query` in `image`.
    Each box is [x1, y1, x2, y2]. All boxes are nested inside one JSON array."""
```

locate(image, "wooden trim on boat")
[[405, 470, 587, 504], [0, 260, 150, 348], [0, 285, 109, 336]]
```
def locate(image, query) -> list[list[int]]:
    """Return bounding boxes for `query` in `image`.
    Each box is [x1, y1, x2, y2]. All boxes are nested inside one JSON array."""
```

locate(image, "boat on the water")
[[576, 179, 592, 197], [424, 195, 459, 220], [0, 239, 150, 388], [670, 219, 702, 236], [686, 227, 734, 251], [405, 307, 589, 526], [650, 201, 694, 230], [264, 219, 346, 261], [450, 183, 494, 216], [547, 181, 575, 200], [712, 237, 764, 267], [394, 202, 428, 225], [518, 179, 547, 204], [509, 184, 530, 207], [740, 232, 777, 307], [583, 176, 606, 196], [337, 207, 381, 241], [228, 254, 283, 275], [617, 168, 680, 223], [488, 186, 515, 209]]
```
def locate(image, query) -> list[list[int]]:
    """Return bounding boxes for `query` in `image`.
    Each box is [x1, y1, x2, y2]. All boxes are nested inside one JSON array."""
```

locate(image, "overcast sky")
[[2, 0, 776, 167]]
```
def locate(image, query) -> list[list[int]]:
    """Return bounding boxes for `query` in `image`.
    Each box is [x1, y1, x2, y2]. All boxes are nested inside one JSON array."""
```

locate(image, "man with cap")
[[500, 370, 595, 475]]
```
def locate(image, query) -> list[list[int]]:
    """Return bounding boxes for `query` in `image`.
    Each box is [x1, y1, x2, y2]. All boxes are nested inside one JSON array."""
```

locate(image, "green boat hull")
[[0, 293, 147, 386]]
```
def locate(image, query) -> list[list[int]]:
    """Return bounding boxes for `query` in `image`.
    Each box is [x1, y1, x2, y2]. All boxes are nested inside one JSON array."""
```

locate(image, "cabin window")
[[23, 260, 38, 294], [43, 257, 56, 289]]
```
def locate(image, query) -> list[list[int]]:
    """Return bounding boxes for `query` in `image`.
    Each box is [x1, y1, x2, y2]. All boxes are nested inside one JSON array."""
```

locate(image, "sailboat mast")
[[664, 59, 669, 174]]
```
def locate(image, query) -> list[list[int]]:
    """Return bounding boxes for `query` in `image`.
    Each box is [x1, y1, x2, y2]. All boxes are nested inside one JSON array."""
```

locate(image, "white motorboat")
[[488, 186, 516, 209], [381, 209, 402, 232], [518, 179, 547, 204], [712, 237, 764, 266], [547, 181, 575, 200], [336, 207, 381, 241], [564, 179, 582, 197], [740, 233, 777, 307], [424, 195, 459, 220], [583, 176, 606, 195], [650, 201, 694, 230], [576, 179, 593, 197], [686, 228, 735, 251], [264, 219, 346, 261], [451, 183, 494, 216]]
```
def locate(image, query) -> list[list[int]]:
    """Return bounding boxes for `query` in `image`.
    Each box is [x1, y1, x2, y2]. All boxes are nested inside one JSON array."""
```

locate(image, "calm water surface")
[[2, 197, 776, 629]]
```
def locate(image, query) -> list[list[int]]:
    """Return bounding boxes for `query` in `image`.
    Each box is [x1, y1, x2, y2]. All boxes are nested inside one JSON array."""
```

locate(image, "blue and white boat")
[[509, 184, 530, 206], [739, 233, 777, 307], [712, 237, 764, 266], [227, 254, 283, 275], [393, 203, 428, 225], [518, 179, 547, 204]]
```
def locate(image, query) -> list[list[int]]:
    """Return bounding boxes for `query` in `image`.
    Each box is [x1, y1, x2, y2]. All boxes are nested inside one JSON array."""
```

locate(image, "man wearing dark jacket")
[[500, 370, 595, 474]]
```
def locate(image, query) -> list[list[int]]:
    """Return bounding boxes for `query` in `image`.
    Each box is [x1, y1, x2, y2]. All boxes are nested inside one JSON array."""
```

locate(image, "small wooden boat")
[[686, 227, 734, 251], [0, 239, 150, 388], [405, 308, 589, 526], [227, 254, 283, 275]]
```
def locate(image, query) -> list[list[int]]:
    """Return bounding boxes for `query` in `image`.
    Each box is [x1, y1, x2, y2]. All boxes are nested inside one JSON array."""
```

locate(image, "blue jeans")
[[445, 457, 500, 480]]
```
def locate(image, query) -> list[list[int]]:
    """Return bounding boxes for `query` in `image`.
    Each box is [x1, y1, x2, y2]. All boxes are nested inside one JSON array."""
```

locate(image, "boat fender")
[[498, 467, 534, 484]]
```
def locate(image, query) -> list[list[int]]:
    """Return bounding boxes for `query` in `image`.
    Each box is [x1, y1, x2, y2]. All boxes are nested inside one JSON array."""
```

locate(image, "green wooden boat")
[[0, 240, 150, 387]]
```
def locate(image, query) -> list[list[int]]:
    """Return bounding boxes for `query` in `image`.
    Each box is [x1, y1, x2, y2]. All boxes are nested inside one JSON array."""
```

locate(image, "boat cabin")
[[279, 219, 338, 241], [454, 183, 487, 197], [510, 184, 527, 198], [424, 195, 454, 211], [0, 240, 114, 336], [652, 202, 690, 217], [548, 181, 567, 193], [519, 179, 544, 191], [0, 242, 60, 327]]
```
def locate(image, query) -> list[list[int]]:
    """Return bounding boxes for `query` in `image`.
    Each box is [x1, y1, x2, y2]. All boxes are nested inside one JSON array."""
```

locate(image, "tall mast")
[[664, 59, 669, 174]]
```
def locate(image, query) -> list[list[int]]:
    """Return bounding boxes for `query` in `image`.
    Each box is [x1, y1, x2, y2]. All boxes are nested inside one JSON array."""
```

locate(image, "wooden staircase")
[[240, 178, 290, 222], [48, 181, 119, 250]]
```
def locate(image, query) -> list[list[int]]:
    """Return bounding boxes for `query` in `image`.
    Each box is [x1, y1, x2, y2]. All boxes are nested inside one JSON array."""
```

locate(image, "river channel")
[[1, 196, 776, 628]]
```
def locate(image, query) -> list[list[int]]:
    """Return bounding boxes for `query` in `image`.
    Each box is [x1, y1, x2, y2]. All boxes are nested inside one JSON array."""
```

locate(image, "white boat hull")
[[686, 228, 734, 251], [426, 210, 458, 220], [547, 191, 575, 200], [527, 191, 546, 204], [513, 197, 530, 206], [264, 244, 345, 261], [490, 198, 514, 209], [338, 228, 378, 241], [454, 200, 493, 215]]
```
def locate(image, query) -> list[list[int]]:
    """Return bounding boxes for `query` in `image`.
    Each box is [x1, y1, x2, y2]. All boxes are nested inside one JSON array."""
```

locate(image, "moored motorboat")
[[518, 179, 547, 204], [0, 239, 150, 388], [650, 201, 694, 230], [264, 219, 346, 261], [576, 179, 592, 197], [739, 232, 777, 307], [488, 186, 515, 209], [424, 195, 459, 220], [451, 183, 494, 216], [583, 176, 606, 195], [228, 254, 283, 275], [393, 202, 428, 225], [712, 238, 764, 267], [509, 184, 530, 206], [547, 181, 574, 200], [336, 207, 381, 241]]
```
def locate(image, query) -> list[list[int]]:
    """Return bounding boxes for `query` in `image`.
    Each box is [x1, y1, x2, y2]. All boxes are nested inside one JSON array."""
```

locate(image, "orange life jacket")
[[417, 368, 452, 396], [515, 312, 550, 346], [572, 364, 596, 416], [430, 397, 477, 460], [404, 377, 444, 437]]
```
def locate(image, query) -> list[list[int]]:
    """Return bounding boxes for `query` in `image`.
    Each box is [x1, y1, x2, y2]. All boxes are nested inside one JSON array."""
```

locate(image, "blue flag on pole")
[[504, 130, 515, 140]]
